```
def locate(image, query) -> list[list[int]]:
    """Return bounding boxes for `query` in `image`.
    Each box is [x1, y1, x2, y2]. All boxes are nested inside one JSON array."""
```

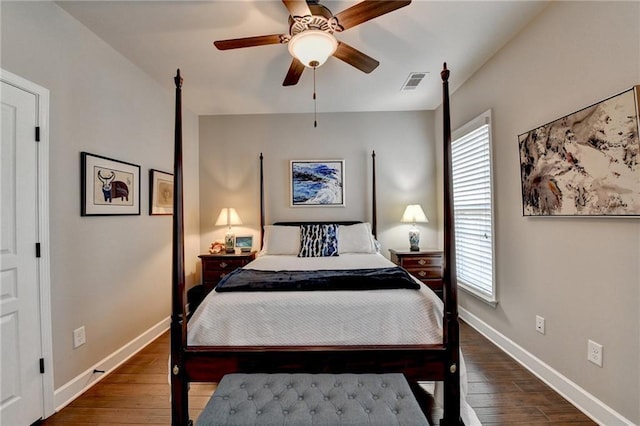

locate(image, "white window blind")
[[451, 110, 496, 303]]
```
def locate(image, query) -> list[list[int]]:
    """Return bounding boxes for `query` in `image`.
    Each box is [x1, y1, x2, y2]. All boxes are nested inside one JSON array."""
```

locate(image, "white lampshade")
[[400, 204, 429, 224], [288, 30, 338, 68], [215, 207, 242, 228]]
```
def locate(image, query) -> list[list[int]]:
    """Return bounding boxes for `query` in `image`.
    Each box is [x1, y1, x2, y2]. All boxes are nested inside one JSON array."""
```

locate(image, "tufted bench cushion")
[[195, 373, 428, 426]]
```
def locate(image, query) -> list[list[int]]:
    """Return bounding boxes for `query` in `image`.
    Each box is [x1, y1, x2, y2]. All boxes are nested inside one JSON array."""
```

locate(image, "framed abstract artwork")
[[149, 169, 174, 215], [290, 160, 345, 207], [81, 152, 140, 216], [518, 85, 640, 216]]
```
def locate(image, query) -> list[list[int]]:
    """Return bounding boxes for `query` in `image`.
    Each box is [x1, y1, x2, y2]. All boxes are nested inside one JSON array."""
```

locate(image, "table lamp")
[[215, 207, 242, 253], [400, 204, 429, 251]]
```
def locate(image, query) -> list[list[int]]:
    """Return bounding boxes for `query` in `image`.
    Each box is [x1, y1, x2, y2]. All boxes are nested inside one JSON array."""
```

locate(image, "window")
[[451, 110, 496, 304]]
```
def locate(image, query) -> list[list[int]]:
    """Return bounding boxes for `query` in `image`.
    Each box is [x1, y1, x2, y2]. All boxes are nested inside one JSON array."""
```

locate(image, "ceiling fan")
[[214, 0, 412, 86]]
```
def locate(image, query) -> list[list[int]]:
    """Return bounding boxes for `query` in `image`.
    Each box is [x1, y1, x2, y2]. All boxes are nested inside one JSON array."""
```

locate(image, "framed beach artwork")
[[235, 236, 253, 252], [81, 152, 140, 216], [518, 85, 640, 216], [290, 160, 345, 207]]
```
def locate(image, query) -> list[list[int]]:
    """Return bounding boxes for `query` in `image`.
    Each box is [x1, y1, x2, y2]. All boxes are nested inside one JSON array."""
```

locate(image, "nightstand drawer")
[[203, 270, 234, 282], [199, 252, 256, 295], [422, 279, 443, 298], [202, 258, 246, 271], [406, 267, 441, 279], [401, 256, 442, 268], [422, 278, 443, 287]]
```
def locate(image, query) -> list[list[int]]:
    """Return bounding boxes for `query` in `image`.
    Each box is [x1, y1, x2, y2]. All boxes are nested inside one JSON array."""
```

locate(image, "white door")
[[0, 80, 44, 425]]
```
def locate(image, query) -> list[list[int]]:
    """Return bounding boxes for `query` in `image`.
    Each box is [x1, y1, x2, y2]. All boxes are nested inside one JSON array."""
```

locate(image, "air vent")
[[401, 72, 428, 91]]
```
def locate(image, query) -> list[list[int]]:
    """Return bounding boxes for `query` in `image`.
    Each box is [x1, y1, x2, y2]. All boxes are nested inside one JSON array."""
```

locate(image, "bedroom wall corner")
[[1, 1, 200, 392], [436, 1, 640, 423]]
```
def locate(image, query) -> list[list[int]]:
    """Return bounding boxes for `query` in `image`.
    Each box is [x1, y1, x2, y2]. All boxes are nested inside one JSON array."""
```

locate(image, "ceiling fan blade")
[[283, 58, 305, 86], [334, 0, 411, 31], [282, 0, 311, 17], [214, 34, 286, 50], [333, 42, 379, 73]]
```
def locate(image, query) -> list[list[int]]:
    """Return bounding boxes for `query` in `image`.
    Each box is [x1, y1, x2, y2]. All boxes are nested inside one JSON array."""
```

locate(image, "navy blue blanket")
[[215, 267, 421, 292]]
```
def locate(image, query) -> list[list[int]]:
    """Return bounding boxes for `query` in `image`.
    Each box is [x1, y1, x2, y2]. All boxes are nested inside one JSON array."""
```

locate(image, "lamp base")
[[409, 226, 420, 252], [225, 233, 235, 254]]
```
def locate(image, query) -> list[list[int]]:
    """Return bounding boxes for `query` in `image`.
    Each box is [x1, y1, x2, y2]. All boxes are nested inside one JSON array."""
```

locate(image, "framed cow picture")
[[81, 152, 141, 216]]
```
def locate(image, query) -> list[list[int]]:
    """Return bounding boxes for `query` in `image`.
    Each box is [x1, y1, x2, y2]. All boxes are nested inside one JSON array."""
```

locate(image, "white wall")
[[198, 111, 439, 258], [1, 2, 200, 389], [436, 1, 640, 422]]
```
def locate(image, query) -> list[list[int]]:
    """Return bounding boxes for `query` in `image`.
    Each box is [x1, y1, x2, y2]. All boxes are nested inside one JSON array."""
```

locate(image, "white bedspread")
[[187, 253, 443, 346], [184, 253, 480, 425]]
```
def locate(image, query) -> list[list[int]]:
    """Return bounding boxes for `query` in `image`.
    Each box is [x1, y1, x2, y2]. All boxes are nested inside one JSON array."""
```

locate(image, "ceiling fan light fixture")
[[288, 30, 338, 68]]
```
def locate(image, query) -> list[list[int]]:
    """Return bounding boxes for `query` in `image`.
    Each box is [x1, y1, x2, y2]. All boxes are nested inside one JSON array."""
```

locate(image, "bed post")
[[440, 63, 462, 425], [371, 150, 377, 238], [170, 69, 190, 426], [260, 153, 265, 249]]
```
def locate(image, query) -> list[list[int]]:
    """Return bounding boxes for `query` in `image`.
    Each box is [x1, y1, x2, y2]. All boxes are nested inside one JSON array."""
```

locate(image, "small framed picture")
[[81, 152, 140, 216], [235, 236, 253, 252], [149, 169, 174, 215]]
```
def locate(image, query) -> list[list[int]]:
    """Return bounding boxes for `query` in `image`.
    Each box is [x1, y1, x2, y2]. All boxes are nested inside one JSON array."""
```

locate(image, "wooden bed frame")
[[170, 64, 461, 425]]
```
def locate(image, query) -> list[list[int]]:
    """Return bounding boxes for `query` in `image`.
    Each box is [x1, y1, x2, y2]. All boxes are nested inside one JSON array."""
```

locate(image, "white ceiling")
[[57, 0, 548, 116]]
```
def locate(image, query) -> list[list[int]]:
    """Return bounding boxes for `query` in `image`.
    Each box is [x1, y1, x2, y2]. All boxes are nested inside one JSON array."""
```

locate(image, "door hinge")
[[39, 358, 45, 374], [36, 243, 41, 258], [35, 126, 40, 142]]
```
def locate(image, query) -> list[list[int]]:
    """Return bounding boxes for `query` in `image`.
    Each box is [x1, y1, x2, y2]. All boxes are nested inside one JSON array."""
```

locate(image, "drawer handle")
[[418, 259, 426, 265], [219, 262, 228, 268], [418, 271, 427, 277]]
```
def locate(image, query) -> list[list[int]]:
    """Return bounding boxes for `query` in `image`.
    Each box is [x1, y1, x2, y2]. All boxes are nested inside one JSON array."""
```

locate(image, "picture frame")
[[235, 236, 253, 252], [290, 160, 345, 207], [149, 169, 174, 215], [81, 152, 140, 216], [518, 85, 640, 217]]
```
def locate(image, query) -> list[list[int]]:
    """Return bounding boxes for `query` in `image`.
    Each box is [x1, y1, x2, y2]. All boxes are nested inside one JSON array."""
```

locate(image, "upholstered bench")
[[195, 373, 429, 426]]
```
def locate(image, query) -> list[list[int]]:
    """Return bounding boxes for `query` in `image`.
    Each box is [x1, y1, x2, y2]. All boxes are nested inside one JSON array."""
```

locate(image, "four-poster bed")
[[170, 64, 462, 425]]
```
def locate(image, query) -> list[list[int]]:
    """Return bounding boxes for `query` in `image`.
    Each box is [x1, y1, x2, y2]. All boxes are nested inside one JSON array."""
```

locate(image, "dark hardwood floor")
[[460, 321, 595, 425], [42, 320, 595, 425]]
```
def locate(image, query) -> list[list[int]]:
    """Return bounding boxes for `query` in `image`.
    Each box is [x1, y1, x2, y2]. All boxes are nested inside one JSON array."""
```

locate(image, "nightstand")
[[198, 252, 256, 295], [389, 249, 444, 299]]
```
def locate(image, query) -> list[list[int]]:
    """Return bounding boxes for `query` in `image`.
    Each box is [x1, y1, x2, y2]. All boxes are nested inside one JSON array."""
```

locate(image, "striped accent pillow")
[[298, 224, 339, 257]]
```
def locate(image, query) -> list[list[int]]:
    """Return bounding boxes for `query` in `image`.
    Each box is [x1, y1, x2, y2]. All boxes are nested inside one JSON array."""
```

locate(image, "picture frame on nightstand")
[[235, 236, 253, 252]]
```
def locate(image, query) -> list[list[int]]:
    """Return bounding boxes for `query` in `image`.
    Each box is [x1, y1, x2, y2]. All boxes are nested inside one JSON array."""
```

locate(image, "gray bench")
[[196, 373, 429, 426]]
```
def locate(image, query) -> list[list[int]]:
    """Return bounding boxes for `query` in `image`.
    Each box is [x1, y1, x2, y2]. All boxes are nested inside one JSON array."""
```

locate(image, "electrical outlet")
[[535, 315, 545, 334], [588, 340, 603, 367], [73, 326, 86, 348]]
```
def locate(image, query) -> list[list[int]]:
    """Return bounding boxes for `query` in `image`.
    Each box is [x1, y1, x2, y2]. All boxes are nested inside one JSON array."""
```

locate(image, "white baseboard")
[[459, 307, 634, 426], [53, 317, 170, 412]]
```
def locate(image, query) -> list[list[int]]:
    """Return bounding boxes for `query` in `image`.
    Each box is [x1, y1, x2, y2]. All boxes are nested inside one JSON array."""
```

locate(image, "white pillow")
[[338, 223, 376, 254], [260, 225, 300, 255]]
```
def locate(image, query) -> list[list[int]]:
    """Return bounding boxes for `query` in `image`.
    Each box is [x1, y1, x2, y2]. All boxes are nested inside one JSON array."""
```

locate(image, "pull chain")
[[313, 65, 317, 128], [308, 60, 320, 128]]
